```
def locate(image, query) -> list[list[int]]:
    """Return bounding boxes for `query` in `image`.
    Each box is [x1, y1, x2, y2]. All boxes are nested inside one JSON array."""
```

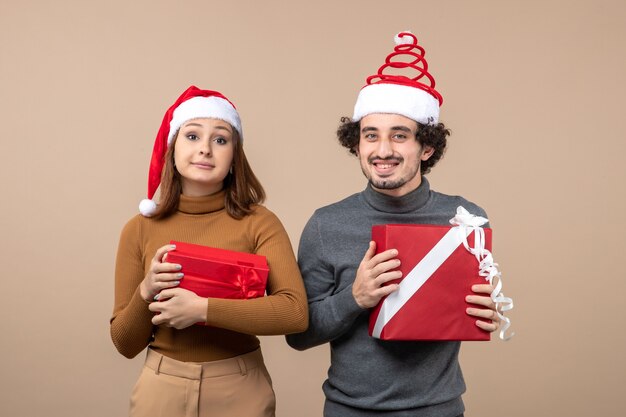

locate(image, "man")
[[286, 32, 501, 417]]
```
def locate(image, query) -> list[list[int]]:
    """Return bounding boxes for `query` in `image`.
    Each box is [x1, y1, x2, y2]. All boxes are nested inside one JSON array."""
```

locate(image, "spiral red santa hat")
[[353, 31, 443, 125]]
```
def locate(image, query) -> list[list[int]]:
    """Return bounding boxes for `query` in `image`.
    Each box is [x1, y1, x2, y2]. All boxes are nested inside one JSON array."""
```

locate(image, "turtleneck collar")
[[361, 177, 432, 214], [177, 190, 226, 215]]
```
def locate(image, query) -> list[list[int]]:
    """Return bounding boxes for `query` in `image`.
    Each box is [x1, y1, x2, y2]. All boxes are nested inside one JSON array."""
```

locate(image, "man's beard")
[[368, 177, 409, 190], [361, 156, 420, 190]]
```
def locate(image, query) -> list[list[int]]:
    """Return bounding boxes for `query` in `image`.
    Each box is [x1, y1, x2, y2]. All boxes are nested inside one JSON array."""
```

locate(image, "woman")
[[110, 86, 308, 417]]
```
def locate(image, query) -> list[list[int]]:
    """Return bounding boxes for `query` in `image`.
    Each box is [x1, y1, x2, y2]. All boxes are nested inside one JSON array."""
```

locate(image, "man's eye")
[[364, 134, 377, 140]]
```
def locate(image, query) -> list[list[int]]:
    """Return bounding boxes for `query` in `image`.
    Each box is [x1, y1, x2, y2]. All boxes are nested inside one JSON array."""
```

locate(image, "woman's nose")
[[198, 139, 212, 156]]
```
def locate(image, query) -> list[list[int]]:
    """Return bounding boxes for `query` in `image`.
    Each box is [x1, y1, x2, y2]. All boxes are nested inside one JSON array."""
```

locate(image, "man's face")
[[357, 113, 434, 197]]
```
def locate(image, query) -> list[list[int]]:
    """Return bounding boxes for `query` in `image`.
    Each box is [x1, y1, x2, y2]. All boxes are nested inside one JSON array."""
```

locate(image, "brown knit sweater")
[[110, 190, 308, 362]]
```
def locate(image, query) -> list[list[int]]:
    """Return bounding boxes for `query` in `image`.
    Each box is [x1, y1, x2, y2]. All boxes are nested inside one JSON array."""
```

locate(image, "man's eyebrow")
[[361, 126, 414, 133], [390, 126, 413, 133]]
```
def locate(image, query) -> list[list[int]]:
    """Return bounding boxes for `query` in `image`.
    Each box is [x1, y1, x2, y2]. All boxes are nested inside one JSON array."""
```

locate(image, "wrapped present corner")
[[368, 207, 513, 341], [166, 240, 268, 300]]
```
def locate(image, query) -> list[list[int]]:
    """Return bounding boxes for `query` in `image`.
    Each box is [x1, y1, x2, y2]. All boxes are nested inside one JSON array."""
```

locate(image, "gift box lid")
[[169, 240, 269, 271]]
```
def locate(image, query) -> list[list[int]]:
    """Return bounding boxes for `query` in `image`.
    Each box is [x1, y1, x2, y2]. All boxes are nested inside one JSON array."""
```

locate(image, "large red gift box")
[[166, 240, 268, 300], [368, 224, 492, 341]]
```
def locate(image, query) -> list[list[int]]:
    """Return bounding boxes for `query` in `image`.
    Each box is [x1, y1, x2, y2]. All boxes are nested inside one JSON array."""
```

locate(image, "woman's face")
[[173, 118, 235, 197]]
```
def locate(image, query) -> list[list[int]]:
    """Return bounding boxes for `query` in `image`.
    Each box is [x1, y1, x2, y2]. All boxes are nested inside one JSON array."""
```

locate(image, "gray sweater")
[[286, 178, 488, 417]]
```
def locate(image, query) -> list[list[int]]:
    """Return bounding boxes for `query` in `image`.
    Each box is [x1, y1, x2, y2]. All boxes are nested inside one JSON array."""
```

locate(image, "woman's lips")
[[191, 162, 215, 169]]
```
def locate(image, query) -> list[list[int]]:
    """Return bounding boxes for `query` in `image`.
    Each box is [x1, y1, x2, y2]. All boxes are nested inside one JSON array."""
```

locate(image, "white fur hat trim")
[[168, 96, 242, 143], [352, 83, 440, 125]]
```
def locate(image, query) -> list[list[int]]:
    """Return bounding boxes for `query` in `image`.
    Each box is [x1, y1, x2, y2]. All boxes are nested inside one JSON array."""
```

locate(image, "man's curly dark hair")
[[336, 116, 450, 174]]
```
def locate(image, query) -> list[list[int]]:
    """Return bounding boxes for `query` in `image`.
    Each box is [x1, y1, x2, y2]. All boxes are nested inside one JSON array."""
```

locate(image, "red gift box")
[[166, 240, 268, 300], [368, 224, 492, 341]]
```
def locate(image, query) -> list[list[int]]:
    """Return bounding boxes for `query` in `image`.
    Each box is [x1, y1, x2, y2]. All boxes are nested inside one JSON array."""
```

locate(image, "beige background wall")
[[1, 0, 624, 416]]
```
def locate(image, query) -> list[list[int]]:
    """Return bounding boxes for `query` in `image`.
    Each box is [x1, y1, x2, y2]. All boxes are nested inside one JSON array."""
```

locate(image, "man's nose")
[[376, 138, 393, 158]]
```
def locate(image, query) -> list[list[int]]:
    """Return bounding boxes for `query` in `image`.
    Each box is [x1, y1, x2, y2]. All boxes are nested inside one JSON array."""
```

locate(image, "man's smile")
[[370, 157, 402, 175]]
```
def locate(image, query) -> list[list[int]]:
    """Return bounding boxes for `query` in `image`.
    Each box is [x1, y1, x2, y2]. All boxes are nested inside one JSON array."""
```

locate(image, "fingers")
[[149, 247, 183, 286], [152, 261, 182, 276], [373, 269, 402, 287], [150, 271, 182, 290], [367, 248, 399, 268], [353, 244, 402, 308], [466, 306, 497, 321], [153, 244, 176, 263], [471, 284, 494, 295], [467, 304, 500, 333], [474, 318, 498, 333], [466, 285, 500, 333], [152, 289, 175, 302], [148, 289, 176, 322], [361, 248, 401, 285], [465, 294, 495, 310], [370, 257, 401, 280], [372, 283, 399, 299], [140, 245, 183, 302], [148, 289, 203, 330], [150, 309, 169, 327], [361, 241, 377, 263], [151, 250, 182, 275], [360, 242, 397, 268]]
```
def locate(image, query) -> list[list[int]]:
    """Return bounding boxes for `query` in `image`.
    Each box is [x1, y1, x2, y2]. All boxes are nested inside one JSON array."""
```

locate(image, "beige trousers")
[[129, 349, 276, 417]]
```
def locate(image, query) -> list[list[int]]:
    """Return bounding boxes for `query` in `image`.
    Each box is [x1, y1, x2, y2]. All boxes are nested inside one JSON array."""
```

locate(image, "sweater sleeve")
[[203, 208, 309, 335], [286, 213, 364, 351], [110, 217, 155, 359]]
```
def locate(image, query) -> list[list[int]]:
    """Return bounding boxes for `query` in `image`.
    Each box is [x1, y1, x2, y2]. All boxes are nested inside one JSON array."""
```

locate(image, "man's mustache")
[[367, 156, 404, 164]]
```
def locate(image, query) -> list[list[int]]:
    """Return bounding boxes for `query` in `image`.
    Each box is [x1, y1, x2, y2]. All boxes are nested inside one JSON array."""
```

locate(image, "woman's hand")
[[139, 244, 182, 302], [466, 284, 501, 333], [149, 288, 207, 329]]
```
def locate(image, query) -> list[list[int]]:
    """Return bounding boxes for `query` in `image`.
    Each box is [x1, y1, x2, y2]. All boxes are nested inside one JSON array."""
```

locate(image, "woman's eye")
[[214, 137, 228, 145], [186, 134, 198, 141]]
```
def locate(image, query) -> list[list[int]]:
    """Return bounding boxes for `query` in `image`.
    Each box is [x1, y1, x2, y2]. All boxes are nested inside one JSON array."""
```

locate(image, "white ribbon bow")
[[450, 206, 514, 341]]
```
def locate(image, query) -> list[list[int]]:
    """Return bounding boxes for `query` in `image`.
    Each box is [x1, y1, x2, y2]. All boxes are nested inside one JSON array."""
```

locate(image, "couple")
[[110, 32, 502, 417]]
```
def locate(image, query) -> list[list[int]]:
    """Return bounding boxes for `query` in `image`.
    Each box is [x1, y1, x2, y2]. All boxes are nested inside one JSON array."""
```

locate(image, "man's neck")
[[363, 177, 431, 214]]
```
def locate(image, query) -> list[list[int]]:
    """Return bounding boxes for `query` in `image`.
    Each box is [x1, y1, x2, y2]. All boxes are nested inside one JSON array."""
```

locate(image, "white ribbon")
[[450, 206, 514, 340]]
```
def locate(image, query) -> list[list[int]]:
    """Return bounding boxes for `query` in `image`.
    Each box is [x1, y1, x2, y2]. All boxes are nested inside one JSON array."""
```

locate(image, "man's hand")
[[352, 241, 402, 309], [466, 284, 501, 332]]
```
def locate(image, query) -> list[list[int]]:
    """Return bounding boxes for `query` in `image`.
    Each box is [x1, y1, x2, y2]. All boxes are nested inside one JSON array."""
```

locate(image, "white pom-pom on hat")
[[139, 199, 157, 217], [394, 31, 414, 45]]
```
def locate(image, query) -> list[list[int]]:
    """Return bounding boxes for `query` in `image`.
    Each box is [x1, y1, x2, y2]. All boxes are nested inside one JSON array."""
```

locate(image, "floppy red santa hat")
[[353, 31, 443, 125], [138, 85, 242, 217]]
